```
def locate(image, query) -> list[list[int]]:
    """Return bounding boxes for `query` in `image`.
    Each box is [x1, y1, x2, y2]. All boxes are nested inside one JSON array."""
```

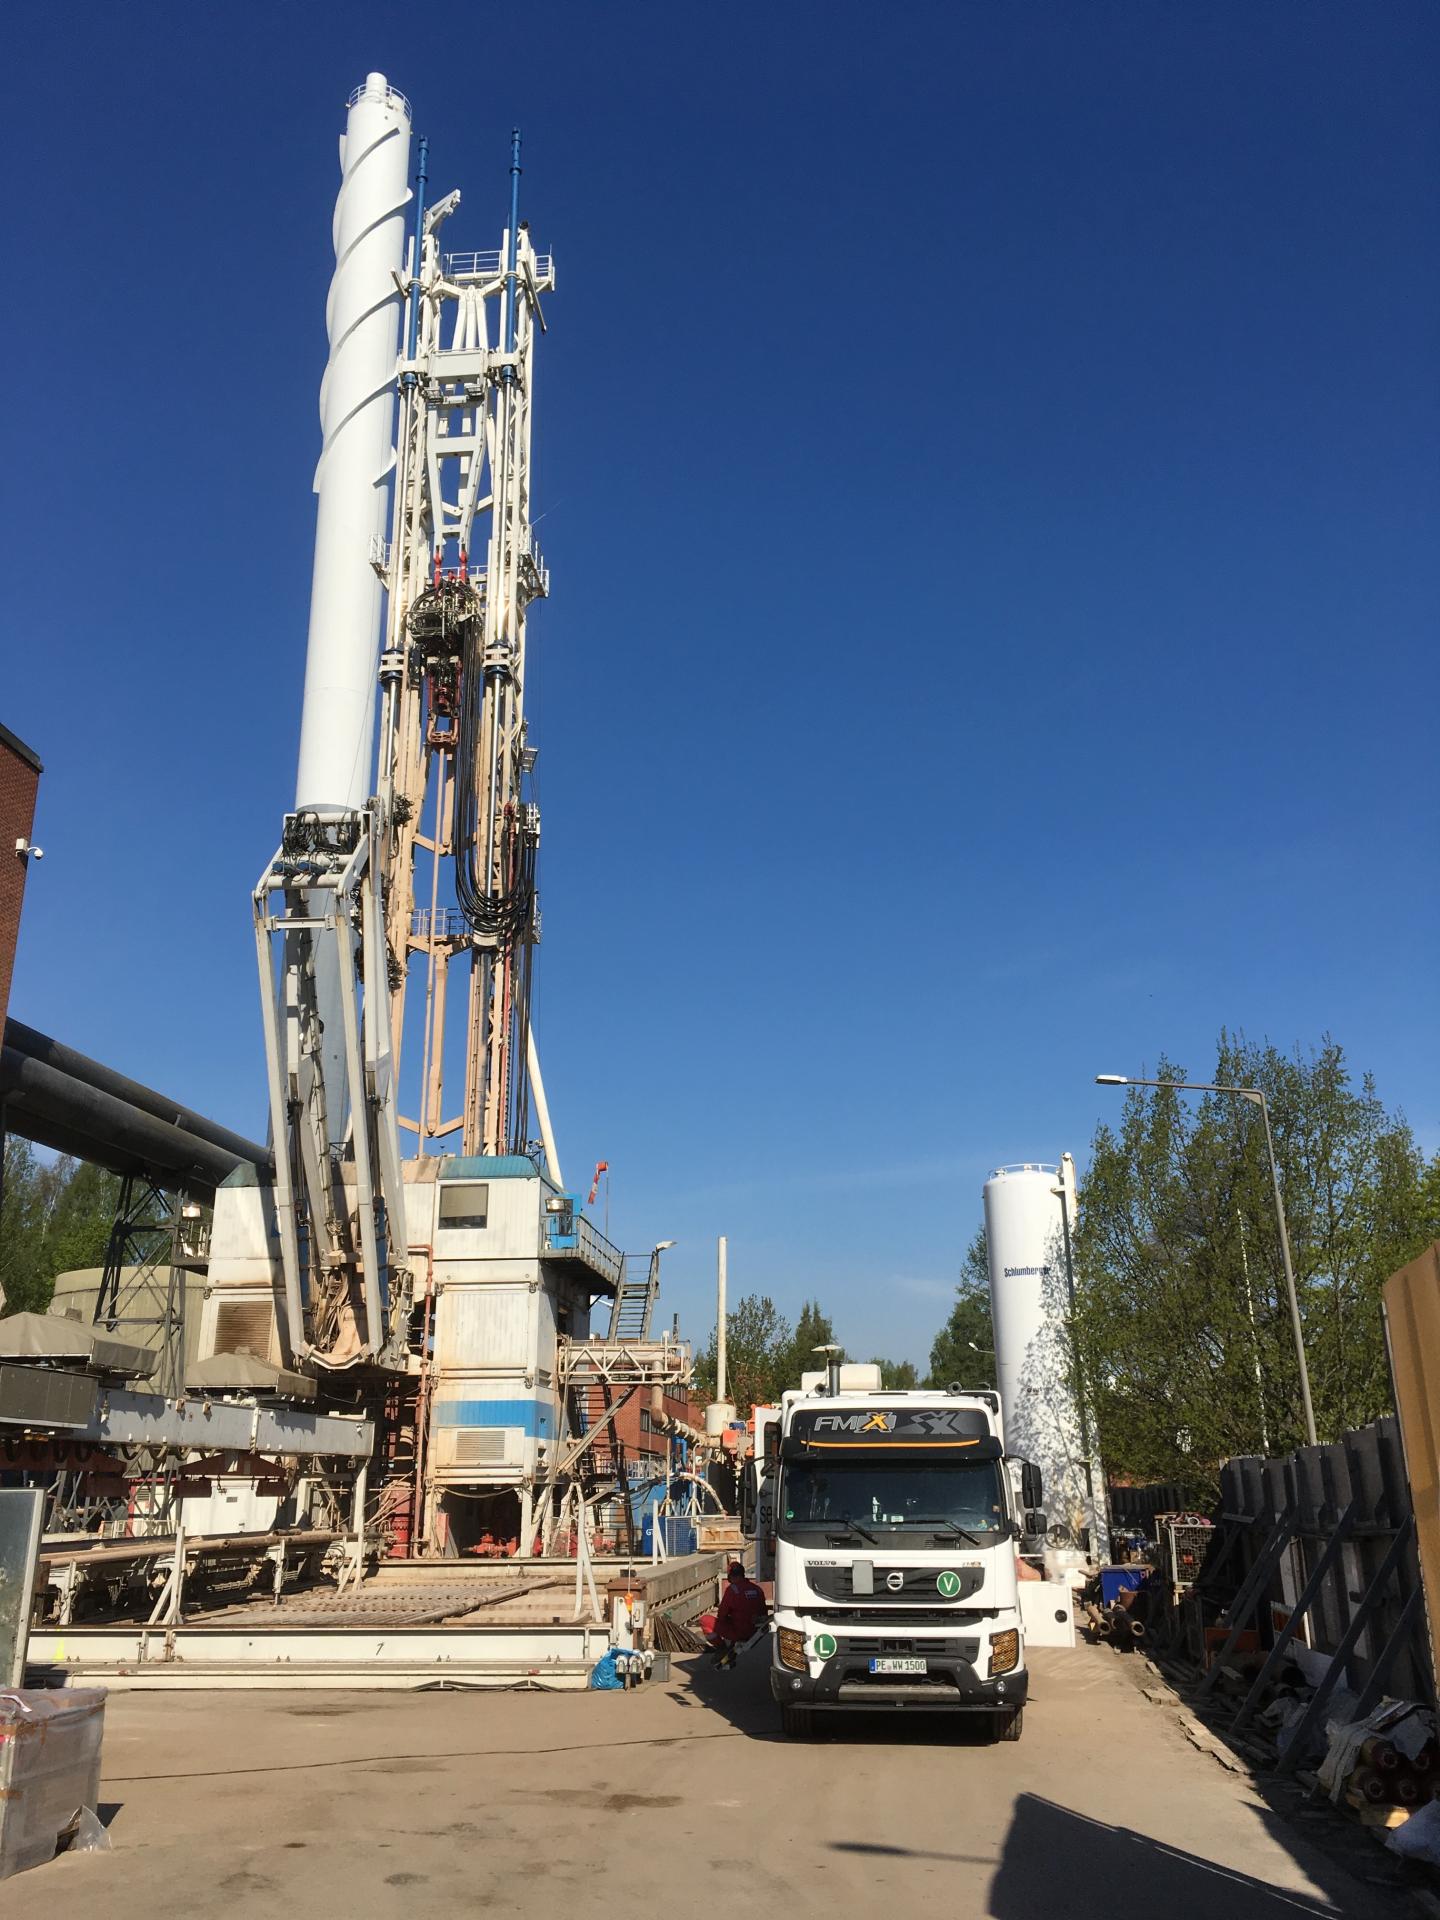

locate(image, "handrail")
[[347, 80, 411, 116]]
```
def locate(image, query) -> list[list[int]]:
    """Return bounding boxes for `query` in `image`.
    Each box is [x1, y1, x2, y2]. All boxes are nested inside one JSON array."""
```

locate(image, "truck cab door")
[[751, 1407, 780, 1583]]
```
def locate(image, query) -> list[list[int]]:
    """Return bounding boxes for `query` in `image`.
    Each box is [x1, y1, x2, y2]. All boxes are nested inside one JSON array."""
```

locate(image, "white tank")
[[294, 73, 411, 814], [983, 1161, 1104, 1554]]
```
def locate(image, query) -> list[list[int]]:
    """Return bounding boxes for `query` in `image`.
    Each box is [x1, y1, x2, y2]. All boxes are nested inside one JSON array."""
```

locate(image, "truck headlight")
[[777, 1627, 807, 1671], [989, 1629, 1019, 1677]]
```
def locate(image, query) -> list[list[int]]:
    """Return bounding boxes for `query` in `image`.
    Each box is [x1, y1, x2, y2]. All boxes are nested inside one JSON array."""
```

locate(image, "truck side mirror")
[[1020, 1461, 1043, 1509], [1025, 1509, 1048, 1538], [740, 1461, 756, 1535]]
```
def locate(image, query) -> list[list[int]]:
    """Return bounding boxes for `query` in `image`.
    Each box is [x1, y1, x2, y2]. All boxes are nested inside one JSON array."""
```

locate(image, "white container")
[[434, 1285, 538, 1370], [704, 1401, 737, 1437]]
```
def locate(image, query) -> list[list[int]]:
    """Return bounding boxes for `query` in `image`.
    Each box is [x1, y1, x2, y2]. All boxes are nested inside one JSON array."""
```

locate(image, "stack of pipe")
[[1348, 1737, 1437, 1811], [1084, 1599, 1147, 1648]]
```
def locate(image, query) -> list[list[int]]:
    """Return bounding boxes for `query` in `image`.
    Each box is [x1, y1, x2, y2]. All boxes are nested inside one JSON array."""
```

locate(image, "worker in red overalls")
[[709, 1561, 768, 1669]]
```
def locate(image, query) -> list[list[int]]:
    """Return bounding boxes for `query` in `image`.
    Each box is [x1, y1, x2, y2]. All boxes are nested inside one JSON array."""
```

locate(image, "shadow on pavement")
[[685, 1656, 1388, 1916], [983, 1793, 1359, 1919], [681, 1648, 1004, 1747], [834, 1840, 1000, 1866], [679, 1650, 783, 1740]]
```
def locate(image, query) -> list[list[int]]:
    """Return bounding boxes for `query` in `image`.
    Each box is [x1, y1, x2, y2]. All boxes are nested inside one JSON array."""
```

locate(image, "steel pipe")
[[5, 1019, 269, 1170], [0, 1046, 257, 1193]]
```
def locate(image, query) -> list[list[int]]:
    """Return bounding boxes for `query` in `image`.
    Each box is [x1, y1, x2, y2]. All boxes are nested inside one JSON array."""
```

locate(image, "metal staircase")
[[606, 1255, 660, 1341]]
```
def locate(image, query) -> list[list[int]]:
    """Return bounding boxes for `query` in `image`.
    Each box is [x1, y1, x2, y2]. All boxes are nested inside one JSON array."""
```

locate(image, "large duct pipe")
[[4, 1020, 269, 1170], [294, 73, 412, 815], [649, 1381, 705, 1445], [0, 1048, 259, 1193]]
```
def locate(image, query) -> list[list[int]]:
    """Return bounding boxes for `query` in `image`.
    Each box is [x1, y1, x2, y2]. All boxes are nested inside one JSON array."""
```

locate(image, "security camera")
[[14, 839, 42, 860]]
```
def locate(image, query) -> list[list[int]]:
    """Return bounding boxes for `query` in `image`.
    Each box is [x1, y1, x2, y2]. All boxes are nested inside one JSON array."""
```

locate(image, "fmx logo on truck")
[[792, 1406, 994, 1444]]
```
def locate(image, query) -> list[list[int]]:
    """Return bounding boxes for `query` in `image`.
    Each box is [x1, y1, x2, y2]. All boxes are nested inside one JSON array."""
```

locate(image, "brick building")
[[585, 1377, 700, 1548], [611, 1378, 698, 1471], [0, 723, 42, 1035]]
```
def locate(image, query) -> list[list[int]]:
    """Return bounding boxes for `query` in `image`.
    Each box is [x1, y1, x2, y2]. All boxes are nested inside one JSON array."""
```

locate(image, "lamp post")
[[1094, 1074, 1317, 1447]]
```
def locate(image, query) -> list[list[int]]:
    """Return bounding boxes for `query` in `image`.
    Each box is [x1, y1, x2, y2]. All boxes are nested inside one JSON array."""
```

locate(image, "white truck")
[[743, 1362, 1044, 1740]]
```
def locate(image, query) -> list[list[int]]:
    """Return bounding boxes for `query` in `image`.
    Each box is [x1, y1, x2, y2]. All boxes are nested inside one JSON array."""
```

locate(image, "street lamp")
[[1094, 1074, 1317, 1447]]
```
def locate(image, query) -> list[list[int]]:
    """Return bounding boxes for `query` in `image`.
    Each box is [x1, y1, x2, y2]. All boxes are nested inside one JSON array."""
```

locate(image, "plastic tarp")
[[588, 1651, 624, 1691], [186, 1352, 316, 1399], [1389, 1800, 1440, 1863], [0, 1311, 152, 1378], [0, 1688, 107, 1880], [1316, 1697, 1432, 1802]]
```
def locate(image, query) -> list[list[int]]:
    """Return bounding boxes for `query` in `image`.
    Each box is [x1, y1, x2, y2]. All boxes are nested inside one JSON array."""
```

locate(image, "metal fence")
[[1107, 1482, 1194, 1537]]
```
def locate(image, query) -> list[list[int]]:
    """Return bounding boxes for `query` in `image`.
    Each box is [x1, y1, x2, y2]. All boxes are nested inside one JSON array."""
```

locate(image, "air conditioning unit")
[[441, 1427, 518, 1469]]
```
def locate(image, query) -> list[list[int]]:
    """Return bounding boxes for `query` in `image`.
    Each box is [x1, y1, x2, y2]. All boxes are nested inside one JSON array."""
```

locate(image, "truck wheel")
[[782, 1704, 814, 1739], [993, 1706, 1023, 1742]]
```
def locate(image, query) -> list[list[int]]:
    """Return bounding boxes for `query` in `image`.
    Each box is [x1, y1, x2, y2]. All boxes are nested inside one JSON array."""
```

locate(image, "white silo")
[[983, 1161, 1105, 1557]]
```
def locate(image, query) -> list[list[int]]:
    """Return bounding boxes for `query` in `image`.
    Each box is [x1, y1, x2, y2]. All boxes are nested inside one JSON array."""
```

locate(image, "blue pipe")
[[505, 128, 522, 356], [403, 135, 429, 384]]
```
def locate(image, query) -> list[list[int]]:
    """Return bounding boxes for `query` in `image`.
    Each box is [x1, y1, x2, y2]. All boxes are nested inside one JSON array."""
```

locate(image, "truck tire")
[[992, 1705, 1023, 1743], [782, 1704, 814, 1739]]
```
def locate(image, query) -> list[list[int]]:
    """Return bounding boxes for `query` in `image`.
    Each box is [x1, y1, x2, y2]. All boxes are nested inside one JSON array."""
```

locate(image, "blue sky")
[[5, 3, 1436, 1367]]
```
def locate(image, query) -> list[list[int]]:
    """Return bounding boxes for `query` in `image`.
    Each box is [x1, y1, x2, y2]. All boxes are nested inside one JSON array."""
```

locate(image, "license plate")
[[869, 1657, 927, 1675]]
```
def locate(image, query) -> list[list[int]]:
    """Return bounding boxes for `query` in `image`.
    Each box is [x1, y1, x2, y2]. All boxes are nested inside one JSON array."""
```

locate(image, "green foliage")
[[787, 1299, 844, 1386], [1073, 1033, 1440, 1494], [926, 1229, 995, 1389], [870, 1357, 920, 1389], [694, 1293, 795, 1414], [1, 1143, 120, 1316]]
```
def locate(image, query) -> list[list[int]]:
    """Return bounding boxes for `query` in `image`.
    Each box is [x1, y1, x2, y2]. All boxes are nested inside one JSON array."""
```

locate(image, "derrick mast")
[[380, 133, 558, 1172], [245, 94, 557, 1375], [202, 78, 672, 1557]]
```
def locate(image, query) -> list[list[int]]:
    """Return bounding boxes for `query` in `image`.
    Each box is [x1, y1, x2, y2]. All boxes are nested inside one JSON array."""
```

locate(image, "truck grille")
[[806, 1607, 974, 1627], [805, 1564, 985, 1604], [840, 1636, 979, 1662], [837, 1678, 965, 1698]]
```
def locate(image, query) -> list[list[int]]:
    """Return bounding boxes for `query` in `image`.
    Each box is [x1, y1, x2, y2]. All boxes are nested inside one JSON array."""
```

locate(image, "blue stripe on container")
[[432, 1398, 554, 1438]]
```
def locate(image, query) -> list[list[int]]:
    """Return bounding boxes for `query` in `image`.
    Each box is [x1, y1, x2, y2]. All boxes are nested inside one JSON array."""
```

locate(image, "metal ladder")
[[606, 1257, 658, 1341]]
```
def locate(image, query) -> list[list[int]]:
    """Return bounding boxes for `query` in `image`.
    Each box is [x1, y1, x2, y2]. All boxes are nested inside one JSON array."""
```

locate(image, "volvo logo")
[[885, 1571, 905, 1592]]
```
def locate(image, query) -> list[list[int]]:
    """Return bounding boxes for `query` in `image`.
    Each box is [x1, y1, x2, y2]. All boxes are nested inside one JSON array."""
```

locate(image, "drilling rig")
[[199, 75, 689, 1558]]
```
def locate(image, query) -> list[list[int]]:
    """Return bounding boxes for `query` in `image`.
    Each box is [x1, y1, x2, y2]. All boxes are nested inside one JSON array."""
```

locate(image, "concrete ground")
[[7, 1644, 1402, 1918]]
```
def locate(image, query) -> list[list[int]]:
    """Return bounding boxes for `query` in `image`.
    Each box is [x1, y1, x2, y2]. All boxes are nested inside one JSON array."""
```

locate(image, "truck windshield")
[[779, 1460, 1007, 1537]]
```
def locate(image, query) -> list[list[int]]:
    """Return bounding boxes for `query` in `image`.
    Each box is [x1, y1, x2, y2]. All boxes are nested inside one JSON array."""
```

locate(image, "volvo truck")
[[744, 1361, 1043, 1739]]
